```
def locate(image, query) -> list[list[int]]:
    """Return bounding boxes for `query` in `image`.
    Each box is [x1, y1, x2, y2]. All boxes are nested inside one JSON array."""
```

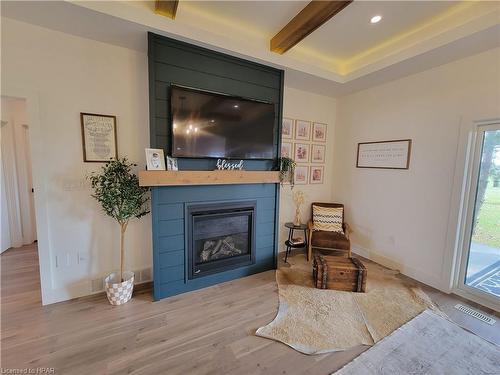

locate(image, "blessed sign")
[[216, 159, 244, 170]]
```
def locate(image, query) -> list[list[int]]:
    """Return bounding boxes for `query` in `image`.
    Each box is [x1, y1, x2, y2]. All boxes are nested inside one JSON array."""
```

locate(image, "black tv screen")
[[170, 86, 275, 159]]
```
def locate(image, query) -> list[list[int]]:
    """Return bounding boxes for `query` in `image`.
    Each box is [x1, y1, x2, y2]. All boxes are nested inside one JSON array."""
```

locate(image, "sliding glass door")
[[458, 122, 500, 308]]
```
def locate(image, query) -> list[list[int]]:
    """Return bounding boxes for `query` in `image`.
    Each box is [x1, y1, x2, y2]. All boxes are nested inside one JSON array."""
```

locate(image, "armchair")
[[307, 202, 351, 261]]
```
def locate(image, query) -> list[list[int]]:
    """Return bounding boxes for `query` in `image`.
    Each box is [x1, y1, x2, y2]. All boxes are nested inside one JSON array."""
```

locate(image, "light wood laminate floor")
[[1, 244, 498, 374]]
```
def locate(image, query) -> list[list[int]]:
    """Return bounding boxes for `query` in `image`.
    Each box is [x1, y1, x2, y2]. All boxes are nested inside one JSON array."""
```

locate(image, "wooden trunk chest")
[[313, 255, 367, 292]]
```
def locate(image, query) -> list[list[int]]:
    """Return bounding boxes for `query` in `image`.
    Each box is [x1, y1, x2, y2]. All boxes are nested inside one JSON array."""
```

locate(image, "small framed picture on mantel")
[[145, 148, 166, 170], [81, 112, 118, 162]]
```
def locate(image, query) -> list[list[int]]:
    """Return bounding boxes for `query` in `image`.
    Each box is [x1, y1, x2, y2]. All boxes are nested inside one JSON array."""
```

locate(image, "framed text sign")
[[80, 113, 118, 162], [356, 139, 412, 169]]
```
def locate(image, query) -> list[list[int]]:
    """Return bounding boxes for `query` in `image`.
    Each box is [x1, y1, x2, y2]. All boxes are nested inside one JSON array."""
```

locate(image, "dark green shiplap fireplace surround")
[[148, 33, 284, 300]]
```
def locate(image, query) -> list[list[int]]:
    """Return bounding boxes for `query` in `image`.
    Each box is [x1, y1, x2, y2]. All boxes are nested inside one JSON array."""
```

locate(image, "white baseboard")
[[42, 278, 153, 305], [351, 244, 448, 293]]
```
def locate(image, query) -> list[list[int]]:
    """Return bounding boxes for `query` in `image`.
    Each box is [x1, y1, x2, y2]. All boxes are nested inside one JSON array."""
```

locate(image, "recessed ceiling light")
[[233, 104, 239, 108], [370, 15, 382, 24]]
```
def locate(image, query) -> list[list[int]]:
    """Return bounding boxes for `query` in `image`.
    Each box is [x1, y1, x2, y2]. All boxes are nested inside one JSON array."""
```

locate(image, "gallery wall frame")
[[281, 142, 292, 158], [280, 115, 329, 185], [311, 144, 326, 163], [356, 139, 412, 170], [294, 165, 309, 185], [295, 120, 311, 141], [294, 142, 310, 163], [310, 165, 324, 184], [282, 118, 294, 139], [312, 122, 327, 142]]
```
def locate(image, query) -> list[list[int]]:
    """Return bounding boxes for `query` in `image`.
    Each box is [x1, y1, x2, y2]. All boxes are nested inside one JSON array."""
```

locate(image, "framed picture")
[[356, 139, 412, 169], [80, 113, 117, 162], [281, 142, 292, 158], [282, 118, 294, 139], [294, 143, 310, 163], [312, 122, 327, 142], [145, 148, 166, 170], [294, 165, 309, 185], [311, 144, 326, 163], [167, 156, 178, 171], [310, 165, 324, 184], [295, 120, 311, 141]]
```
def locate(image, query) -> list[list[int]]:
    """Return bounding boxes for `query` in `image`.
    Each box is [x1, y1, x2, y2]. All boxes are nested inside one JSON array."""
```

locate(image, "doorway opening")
[[1, 96, 41, 300]]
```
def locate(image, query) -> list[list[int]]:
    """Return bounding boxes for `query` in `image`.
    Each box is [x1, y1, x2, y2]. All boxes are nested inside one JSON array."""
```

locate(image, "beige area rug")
[[333, 309, 500, 374], [256, 253, 442, 354]]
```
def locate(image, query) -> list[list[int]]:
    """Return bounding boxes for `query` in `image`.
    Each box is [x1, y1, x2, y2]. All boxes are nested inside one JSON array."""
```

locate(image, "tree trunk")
[[120, 222, 128, 282]]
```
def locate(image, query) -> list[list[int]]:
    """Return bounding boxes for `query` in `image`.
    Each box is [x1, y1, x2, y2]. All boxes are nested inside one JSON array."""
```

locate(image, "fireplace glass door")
[[188, 202, 256, 279]]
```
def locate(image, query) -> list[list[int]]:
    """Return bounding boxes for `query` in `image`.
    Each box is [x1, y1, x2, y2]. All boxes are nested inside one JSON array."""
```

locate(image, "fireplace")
[[187, 201, 256, 279]]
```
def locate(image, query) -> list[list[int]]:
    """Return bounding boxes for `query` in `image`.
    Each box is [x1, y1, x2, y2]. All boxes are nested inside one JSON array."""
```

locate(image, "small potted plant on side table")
[[89, 158, 149, 305]]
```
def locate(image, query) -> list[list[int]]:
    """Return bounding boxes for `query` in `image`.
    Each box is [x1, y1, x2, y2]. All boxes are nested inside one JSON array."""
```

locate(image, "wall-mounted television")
[[170, 85, 275, 159]]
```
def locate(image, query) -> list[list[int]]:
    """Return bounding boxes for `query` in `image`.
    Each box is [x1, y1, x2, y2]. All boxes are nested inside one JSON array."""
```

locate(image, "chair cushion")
[[312, 205, 344, 233], [311, 230, 350, 250]]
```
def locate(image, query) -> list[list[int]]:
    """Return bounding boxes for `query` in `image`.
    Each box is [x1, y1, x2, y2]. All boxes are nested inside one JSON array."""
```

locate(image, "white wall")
[[279, 87, 336, 249], [4, 16, 498, 302], [333, 47, 500, 291], [2, 18, 151, 303], [2, 18, 338, 302]]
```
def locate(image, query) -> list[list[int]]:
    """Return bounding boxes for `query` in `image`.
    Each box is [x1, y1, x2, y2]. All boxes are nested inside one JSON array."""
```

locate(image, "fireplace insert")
[[187, 201, 256, 279]]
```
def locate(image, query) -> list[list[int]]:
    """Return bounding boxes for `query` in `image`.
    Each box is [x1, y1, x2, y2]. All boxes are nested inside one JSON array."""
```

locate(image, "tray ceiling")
[[2, 0, 499, 96]]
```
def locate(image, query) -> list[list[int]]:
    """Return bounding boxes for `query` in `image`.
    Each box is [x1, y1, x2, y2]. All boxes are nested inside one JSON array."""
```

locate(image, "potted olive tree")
[[89, 158, 149, 305]]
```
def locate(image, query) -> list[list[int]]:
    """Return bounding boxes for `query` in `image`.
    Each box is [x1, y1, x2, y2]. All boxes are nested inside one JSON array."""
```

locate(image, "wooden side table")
[[284, 222, 308, 263]]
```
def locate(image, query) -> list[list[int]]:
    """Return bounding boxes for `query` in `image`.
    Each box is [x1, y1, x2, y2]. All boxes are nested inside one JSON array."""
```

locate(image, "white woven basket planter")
[[104, 271, 134, 305]]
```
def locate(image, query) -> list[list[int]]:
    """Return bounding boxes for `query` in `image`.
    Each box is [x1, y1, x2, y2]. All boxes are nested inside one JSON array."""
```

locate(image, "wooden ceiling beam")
[[155, 0, 179, 20], [270, 1, 352, 54]]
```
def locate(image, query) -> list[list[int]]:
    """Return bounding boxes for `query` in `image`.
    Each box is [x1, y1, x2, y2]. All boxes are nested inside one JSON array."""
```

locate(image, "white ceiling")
[[181, 1, 310, 37], [1, 1, 499, 97], [302, 1, 456, 60], [185, 1, 456, 61]]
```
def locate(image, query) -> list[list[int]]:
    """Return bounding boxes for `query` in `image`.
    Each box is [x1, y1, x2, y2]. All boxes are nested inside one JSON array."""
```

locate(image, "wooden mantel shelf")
[[139, 170, 281, 187]]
